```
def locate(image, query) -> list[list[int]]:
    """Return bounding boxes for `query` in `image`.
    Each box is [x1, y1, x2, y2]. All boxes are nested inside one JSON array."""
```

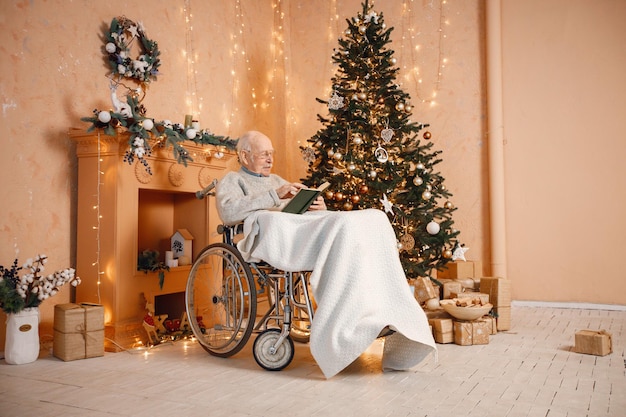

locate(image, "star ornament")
[[451, 244, 470, 261], [380, 193, 393, 214]]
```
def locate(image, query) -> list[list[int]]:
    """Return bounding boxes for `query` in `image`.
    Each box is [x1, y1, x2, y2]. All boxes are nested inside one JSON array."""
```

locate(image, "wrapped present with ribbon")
[[53, 303, 104, 361]]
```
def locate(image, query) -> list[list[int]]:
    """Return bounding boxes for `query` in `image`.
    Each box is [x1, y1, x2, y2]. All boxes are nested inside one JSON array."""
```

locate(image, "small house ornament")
[[171, 228, 194, 260]]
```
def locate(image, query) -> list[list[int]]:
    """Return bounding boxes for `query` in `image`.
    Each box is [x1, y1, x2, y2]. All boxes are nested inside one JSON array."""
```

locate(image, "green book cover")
[[282, 182, 330, 214]]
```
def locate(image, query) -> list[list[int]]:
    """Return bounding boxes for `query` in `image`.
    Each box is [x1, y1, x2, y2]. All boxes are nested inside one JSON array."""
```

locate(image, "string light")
[[183, 0, 202, 116], [400, 0, 448, 107], [93, 132, 104, 304]]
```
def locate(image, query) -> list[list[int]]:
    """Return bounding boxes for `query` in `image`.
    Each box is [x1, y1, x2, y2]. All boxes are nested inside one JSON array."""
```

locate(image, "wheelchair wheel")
[[186, 243, 256, 357], [253, 329, 294, 371]]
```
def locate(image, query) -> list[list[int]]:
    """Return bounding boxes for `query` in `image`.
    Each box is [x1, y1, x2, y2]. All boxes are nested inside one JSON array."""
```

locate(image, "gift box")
[[479, 315, 498, 335], [53, 303, 104, 361], [442, 281, 463, 299], [479, 277, 511, 307], [493, 306, 511, 331], [414, 277, 438, 303], [574, 330, 612, 356], [438, 260, 482, 279], [453, 320, 490, 346], [429, 318, 454, 344]]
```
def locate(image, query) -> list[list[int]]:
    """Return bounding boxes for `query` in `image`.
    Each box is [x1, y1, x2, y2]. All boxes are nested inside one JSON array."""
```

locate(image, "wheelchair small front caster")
[[253, 329, 295, 371]]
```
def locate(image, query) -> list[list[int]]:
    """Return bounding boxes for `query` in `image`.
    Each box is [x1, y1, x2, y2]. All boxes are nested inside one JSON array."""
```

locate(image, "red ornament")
[[423, 131, 432, 140]]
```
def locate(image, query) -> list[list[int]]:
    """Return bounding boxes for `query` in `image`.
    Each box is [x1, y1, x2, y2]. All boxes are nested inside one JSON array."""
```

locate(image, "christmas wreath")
[[104, 17, 160, 84]]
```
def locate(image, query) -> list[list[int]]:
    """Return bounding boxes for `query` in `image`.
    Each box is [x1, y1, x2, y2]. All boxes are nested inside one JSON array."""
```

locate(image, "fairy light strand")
[[183, 0, 201, 115], [94, 132, 103, 304], [400, 0, 448, 106]]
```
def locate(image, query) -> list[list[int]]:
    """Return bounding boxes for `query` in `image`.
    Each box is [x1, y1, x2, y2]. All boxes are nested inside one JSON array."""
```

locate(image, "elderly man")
[[216, 131, 436, 379]]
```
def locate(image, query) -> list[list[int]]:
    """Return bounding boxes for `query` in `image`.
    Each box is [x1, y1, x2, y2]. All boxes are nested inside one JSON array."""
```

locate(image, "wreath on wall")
[[104, 16, 160, 85]]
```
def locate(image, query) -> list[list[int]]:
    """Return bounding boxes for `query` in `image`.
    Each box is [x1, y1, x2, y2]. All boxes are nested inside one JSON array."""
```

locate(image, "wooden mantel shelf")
[[70, 128, 236, 349]]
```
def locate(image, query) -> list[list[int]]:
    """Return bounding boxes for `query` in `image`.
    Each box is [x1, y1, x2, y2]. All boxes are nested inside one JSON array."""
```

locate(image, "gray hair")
[[237, 131, 264, 153]]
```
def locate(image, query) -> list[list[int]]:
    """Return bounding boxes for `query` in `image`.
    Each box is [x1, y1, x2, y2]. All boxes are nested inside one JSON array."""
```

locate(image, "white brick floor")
[[1, 305, 624, 416]]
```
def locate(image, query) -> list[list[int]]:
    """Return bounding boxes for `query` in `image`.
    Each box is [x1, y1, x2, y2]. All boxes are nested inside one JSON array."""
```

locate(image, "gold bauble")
[[369, 170, 377, 178], [325, 191, 335, 200], [334, 192, 344, 201], [390, 57, 397, 65], [327, 149, 335, 157], [343, 201, 354, 210], [422, 190, 432, 200], [359, 185, 369, 194], [358, 92, 367, 100], [405, 105, 412, 112], [358, 25, 367, 34], [350, 195, 360, 204], [413, 176, 423, 186], [443, 249, 453, 259], [444, 201, 454, 209], [423, 131, 432, 139], [333, 152, 343, 160], [395, 102, 405, 111]]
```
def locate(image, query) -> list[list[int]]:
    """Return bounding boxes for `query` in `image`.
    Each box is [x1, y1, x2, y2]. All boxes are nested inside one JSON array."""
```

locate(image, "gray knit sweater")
[[215, 168, 289, 225]]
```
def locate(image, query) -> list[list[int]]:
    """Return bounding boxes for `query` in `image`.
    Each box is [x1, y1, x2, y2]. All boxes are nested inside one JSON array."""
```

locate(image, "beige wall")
[[0, 0, 622, 350], [501, 0, 626, 304]]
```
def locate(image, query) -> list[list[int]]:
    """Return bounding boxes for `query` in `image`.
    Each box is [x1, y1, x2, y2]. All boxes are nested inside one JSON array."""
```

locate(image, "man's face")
[[242, 135, 275, 177]]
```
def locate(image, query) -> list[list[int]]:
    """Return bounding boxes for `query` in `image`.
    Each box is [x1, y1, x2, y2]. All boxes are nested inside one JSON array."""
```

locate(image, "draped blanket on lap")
[[237, 208, 437, 379]]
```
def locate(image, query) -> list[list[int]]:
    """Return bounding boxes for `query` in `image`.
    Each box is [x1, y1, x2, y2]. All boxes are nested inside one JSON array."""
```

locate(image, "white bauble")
[[98, 111, 111, 123], [105, 42, 117, 53], [186, 128, 197, 139], [426, 221, 440, 235], [142, 119, 154, 130]]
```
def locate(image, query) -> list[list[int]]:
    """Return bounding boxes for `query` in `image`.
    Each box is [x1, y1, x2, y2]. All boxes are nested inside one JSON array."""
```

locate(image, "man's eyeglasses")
[[247, 150, 275, 159]]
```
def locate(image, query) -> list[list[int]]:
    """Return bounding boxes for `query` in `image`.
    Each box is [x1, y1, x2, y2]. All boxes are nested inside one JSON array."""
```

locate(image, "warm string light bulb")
[[399, 0, 448, 106]]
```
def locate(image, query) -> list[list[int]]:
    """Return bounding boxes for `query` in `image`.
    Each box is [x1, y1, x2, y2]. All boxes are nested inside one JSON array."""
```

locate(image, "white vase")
[[4, 307, 40, 364]]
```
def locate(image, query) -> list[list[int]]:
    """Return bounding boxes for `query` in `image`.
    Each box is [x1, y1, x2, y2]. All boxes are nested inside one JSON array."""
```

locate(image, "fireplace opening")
[[154, 291, 186, 322]]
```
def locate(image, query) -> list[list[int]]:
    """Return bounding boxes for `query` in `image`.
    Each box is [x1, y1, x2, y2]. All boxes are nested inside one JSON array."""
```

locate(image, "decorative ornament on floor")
[[451, 242, 469, 262], [0, 255, 81, 364]]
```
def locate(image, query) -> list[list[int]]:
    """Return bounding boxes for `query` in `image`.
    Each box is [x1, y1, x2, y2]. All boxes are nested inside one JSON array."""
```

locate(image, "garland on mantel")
[[81, 94, 237, 174]]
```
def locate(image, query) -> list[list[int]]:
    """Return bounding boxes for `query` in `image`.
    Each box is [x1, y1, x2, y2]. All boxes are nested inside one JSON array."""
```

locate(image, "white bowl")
[[440, 301, 493, 321]]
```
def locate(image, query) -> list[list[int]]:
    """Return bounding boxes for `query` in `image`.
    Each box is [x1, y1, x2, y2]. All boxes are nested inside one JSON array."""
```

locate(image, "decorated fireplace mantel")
[[70, 127, 235, 349]]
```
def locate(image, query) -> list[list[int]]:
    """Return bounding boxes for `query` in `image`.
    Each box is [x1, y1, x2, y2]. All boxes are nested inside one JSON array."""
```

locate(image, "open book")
[[282, 182, 331, 214]]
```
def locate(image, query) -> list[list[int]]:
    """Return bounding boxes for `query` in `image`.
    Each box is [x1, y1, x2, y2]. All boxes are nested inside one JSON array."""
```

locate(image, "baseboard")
[[512, 300, 626, 311]]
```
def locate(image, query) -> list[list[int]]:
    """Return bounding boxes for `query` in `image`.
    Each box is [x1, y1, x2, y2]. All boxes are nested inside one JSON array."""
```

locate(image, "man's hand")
[[308, 195, 327, 211], [276, 182, 306, 199]]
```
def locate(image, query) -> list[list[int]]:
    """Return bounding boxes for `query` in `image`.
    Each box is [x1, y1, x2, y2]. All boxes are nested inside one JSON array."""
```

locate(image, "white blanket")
[[238, 208, 436, 378]]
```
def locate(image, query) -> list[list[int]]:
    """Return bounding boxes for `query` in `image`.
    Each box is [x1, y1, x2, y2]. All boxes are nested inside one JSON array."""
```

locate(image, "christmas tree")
[[301, 0, 461, 279]]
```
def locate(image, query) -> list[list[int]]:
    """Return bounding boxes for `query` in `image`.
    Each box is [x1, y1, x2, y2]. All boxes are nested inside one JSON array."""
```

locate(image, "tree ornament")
[[426, 221, 440, 235], [405, 105, 412, 112], [375, 146, 388, 163], [423, 131, 432, 140], [358, 92, 367, 101], [301, 146, 316, 163], [400, 233, 415, 251], [395, 102, 405, 111], [369, 170, 377, 178], [98, 111, 112, 123], [352, 134, 363, 145], [380, 193, 393, 214], [328, 91, 345, 110], [359, 185, 369, 194], [327, 149, 335, 158], [422, 190, 432, 200], [443, 249, 453, 259], [381, 127, 394, 142], [325, 190, 334, 200], [413, 176, 423, 186], [416, 162, 425, 170], [333, 152, 343, 160], [350, 195, 360, 204], [390, 57, 397, 65], [359, 25, 367, 34], [343, 201, 354, 210], [451, 243, 469, 261], [334, 192, 344, 201], [444, 201, 454, 210]]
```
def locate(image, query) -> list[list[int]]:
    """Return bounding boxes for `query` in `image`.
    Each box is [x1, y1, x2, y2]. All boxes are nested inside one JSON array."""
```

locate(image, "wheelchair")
[[185, 182, 315, 371]]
